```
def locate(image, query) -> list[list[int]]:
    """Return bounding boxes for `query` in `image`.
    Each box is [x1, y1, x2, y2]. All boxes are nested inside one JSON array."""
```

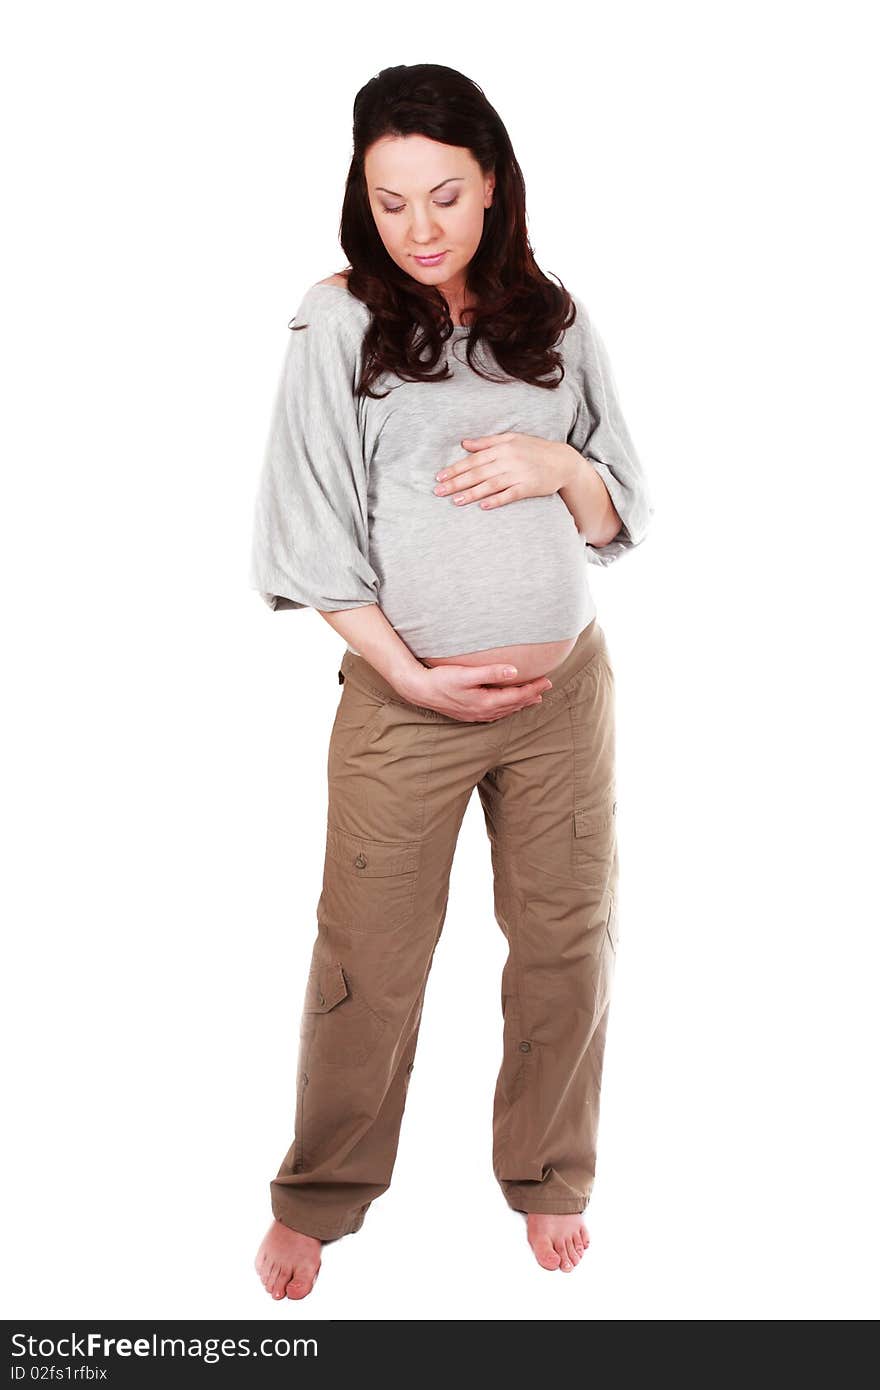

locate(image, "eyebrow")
[[373, 176, 465, 197]]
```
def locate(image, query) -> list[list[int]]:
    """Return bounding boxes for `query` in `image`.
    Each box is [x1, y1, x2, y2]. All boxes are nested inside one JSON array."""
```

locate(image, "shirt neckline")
[[311, 282, 471, 334]]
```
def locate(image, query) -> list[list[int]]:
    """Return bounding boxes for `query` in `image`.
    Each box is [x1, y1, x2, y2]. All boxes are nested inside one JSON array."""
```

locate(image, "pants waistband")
[[338, 618, 606, 718]]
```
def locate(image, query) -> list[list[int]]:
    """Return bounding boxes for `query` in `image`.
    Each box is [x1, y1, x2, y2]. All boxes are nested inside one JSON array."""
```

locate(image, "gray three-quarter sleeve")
[[248, 290, 381, 612], [566, 295, 655, 566]]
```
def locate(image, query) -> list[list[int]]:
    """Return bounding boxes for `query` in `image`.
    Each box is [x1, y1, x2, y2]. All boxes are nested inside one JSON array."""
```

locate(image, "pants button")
[[354, 853, 367, 868], [519, 1040, 532, 1053]]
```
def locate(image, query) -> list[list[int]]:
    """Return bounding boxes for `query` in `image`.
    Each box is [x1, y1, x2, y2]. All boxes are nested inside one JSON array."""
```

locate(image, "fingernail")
[[504, 667, 517, 676]]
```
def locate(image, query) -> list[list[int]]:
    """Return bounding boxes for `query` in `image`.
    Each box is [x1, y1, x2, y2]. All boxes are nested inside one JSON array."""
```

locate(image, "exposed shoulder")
[[315, 271, 351, 290], [303, 271, 366, 317], [291, 273, 368, 362], [300, 271, 369, 331], [296, 271, 352, 310]]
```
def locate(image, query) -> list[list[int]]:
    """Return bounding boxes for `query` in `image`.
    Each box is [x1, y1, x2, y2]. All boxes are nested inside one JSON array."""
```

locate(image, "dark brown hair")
[[296, 64, 579, 399]]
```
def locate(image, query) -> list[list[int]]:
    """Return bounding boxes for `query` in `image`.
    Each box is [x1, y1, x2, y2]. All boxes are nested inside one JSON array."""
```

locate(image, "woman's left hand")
[[433, 433, 576, 510]]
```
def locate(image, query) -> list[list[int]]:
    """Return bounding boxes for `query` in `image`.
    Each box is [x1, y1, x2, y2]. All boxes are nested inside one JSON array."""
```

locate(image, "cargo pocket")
[[321, 825, 421, 933], [573, 796, 617, 890], [301, 959, 387, 1068]]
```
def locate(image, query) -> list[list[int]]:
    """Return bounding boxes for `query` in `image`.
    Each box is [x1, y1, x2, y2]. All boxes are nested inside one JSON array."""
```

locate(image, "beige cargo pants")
[[270, 616, 619, 1241]]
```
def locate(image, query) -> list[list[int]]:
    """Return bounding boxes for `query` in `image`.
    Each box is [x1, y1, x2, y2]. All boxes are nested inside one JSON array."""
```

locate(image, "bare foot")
[[526, 1213, 590, 1272], [254, 1218, 322, 1300]]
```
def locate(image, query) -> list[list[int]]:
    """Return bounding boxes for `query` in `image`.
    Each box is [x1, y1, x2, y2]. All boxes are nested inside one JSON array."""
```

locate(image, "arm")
[[557, 445, 625, 547], [249, 287, 381, 612], [315, 603, 428, 703], [561, 295, 655, 565], [249, 290, 469, 703]]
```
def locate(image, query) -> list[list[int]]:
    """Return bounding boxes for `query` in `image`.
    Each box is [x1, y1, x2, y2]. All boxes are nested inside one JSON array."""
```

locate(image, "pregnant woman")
[[250, 63, 654, 1301]]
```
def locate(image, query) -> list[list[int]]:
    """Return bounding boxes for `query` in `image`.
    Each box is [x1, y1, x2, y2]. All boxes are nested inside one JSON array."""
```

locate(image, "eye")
[[383, 198, 459, 215]]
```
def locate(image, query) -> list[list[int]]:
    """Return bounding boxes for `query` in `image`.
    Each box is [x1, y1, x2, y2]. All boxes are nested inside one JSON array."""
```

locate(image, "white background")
[[3, 0, 878, 1322]]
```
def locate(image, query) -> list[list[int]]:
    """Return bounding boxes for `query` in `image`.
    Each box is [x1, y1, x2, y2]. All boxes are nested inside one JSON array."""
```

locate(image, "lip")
[[413, 252, 447, 265]]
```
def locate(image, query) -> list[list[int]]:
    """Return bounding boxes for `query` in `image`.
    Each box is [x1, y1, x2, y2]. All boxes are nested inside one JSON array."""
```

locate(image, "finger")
[[482, 683, 550, 716], [470, 666, 552, 689], [433, 470, 476, 495], [450, 479, 507, 506], [434, 458, 497, 492], [435, 458, 480, 483], [484, 693, 544, 721], [442, 445, 499, 475], [461, 434, 514, 446], [469, 664, 524, 685], [504, 677, 550, 701], [478, 485, 521, 510]]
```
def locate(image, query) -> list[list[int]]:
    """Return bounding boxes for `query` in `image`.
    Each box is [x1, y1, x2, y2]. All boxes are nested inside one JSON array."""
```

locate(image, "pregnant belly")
[[372, 490, 590, 675], [420, 636, 578, 681]]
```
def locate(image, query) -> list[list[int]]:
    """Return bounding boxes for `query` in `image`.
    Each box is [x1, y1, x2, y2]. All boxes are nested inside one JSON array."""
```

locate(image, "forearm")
[[316, 602, 427, 701], [557, 444, 623, 546]]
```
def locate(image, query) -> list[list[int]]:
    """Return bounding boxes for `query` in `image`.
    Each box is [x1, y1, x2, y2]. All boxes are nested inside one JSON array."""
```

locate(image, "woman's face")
[[363, 134, 494, 306]]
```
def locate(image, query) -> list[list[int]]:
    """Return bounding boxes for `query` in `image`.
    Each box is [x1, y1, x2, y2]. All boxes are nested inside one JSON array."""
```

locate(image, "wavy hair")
[[304, 63, 580, 399]]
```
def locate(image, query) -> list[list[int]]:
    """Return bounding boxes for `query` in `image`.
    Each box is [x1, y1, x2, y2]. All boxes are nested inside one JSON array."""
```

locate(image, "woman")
[[250, 63, 653, 1300]]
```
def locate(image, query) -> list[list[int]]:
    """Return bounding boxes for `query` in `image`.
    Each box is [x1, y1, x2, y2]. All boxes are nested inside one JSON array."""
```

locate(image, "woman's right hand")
[[400, 664, 553, 723]]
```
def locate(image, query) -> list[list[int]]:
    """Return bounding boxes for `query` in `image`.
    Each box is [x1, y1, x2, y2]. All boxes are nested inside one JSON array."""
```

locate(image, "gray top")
[[249, 281, 653, 658]]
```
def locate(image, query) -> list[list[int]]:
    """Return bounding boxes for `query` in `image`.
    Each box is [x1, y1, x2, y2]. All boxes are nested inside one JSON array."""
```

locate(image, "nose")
[[409, 210, 444, 241]]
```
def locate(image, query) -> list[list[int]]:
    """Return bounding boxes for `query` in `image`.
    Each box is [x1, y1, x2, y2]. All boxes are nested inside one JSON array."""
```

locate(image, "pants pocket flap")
[[326, 826, 419, 878], [309, 961, 349, 1013], [574, 800, 617, 837]]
